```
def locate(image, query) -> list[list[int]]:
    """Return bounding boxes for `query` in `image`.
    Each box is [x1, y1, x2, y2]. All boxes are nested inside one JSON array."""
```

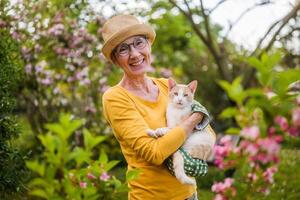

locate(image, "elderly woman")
[[101, 15, 209, 200]]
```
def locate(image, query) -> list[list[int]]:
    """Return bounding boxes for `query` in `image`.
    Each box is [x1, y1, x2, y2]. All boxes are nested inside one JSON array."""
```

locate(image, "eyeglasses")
[[114, 36, 148, 57]]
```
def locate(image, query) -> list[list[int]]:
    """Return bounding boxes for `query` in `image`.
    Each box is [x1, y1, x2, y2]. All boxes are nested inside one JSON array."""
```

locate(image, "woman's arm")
[[102, 90, 187, 165]]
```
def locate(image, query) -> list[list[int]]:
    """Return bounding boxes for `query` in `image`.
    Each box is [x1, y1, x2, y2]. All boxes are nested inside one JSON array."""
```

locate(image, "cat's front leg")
[[188, 144, 212, 161]]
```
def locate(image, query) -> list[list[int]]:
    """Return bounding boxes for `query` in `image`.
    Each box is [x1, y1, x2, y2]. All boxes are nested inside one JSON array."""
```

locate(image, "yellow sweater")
[[102, 77, 196, 200]]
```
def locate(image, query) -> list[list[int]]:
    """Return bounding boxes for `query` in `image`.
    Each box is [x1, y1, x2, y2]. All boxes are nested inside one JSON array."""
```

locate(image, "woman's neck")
[[120, 74, 152, 93]]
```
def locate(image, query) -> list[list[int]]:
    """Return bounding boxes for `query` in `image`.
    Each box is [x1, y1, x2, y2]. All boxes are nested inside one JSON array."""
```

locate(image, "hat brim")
[[102, 23, 156, 63]]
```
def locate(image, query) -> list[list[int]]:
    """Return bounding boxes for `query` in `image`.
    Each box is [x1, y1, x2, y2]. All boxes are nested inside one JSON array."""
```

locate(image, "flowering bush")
[[26, 113, 137, 200], [212, 52, 300, 199], [1, 0, 113, 135]]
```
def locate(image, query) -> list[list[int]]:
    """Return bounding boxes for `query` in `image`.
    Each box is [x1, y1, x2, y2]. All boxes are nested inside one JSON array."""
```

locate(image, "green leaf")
[[272, 70, 300, 96], [246, 57, 263, 70], [126, 169, 140, 181], [245, 88, 264, 97], [45, 113, 84, 141], [246, 52, 282, 87], [225, 127, 241, 135], [67, 147, 91, 166], [219, 107, 239, 119], [262, 51, 281, 70], [44, 124, 66, 140], [99, 149, 108, 164], [83, 128, 107, 150], [29, 189, 48, 199], [28, 178, 50, 188], [104, 160, 120, 172], [26, 161, 45, 176], [218, 77, 246, 104], [38, 134, 59, 153]]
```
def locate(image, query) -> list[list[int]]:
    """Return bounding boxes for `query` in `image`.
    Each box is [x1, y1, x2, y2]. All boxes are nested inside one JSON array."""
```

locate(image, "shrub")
[[0, 10, 28, 198], [26, 113, 138, 200]]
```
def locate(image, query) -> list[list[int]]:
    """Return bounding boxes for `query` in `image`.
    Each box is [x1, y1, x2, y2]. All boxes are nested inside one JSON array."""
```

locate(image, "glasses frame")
[[113, 35, 148, 58]]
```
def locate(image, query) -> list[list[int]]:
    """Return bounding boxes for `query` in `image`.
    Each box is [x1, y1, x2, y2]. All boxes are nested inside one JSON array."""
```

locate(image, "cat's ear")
[[168, 78, 177, 91], [188, 80, 198, 94]]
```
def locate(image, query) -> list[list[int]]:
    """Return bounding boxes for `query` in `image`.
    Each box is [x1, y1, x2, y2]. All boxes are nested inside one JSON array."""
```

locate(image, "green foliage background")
[[0, 8, 28, 198], [0, 0, 299, 199]]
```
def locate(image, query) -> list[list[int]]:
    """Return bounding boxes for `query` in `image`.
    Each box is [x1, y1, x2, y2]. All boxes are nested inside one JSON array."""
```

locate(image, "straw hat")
[[101, 15, 156, 62]]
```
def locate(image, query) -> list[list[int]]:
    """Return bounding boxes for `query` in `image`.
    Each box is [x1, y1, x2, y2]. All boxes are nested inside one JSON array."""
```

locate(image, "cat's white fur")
[[147, 79, 216, 185]]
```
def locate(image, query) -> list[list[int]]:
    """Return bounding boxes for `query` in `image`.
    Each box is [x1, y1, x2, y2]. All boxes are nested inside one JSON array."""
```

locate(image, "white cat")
[[147, 79, 216, 185]]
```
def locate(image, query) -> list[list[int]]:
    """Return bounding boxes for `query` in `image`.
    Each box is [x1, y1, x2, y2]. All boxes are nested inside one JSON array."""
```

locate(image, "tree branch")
[[209, 0, 228, 14], [264, 2, 300, 52], [169, 0, 232, 81], [279, 26, 300, 41], [199, 0, 213, 44], [225, 1, 274, 37], [169, 0, 209, 45], [244, 1, 300, 87], [252, 1, 300, 56]]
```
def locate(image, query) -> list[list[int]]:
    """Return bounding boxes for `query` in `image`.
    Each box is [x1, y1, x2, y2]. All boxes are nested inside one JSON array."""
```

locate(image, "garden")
[[1, 0, 299, 199]]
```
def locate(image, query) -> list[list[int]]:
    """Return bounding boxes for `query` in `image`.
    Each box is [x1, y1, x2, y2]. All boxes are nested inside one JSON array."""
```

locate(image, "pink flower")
[[214, 145, 228, 157], [85, 106, 96, 114], [297, 96, 300, 105], [245, 143, 259, 156], [87, 172, 96, 180], [212, 182, 226, 193], [288, 126, 299, 137], [268, 126, 276, 136], [263, 166, 277, 183], [223, 178, 234, 187], [40, 77, 52, 85], [214, 157, 225, 169], [48, 23, 65, 36], [100, 85, 110, 93], [292, 108, 300, 127], [100, 172, 110, 181], [258, 138, 280, 155], [274, 116, 289, 131], [79, 181, 87, 188], [220, 135, 232, 145], [247, 173, 258, 181], [241, 126, 260, 140], [214, 194, 226, 200], [0, 19, 7, 28]]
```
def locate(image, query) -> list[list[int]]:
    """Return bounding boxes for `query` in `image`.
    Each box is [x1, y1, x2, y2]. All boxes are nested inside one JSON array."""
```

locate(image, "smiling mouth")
[[130, 59, 144, 66]]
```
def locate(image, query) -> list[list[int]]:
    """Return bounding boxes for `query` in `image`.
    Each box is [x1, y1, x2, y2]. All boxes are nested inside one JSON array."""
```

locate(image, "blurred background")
[[0, 0, 299, 199]]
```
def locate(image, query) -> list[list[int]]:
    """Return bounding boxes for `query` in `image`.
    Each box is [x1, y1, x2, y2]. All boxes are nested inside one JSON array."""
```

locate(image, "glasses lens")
[[117, 44, 129, 56], [133, 37, 146, 49]]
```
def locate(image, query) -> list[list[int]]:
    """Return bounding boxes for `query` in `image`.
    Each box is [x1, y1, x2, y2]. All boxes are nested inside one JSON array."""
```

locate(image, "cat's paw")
[[146, 129, 158, 138], [188, 144, 212, 161], [147, 127, 170, 138], [155, 127, 170, 137]]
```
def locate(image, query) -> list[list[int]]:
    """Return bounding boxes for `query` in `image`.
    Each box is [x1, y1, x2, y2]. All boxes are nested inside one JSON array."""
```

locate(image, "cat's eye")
[[184, 94, 188, 97], [174, 92, 178, 96]]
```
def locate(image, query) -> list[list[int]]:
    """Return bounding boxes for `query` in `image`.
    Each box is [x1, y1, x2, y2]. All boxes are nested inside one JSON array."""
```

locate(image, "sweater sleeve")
[[102, 89, 186, 165]]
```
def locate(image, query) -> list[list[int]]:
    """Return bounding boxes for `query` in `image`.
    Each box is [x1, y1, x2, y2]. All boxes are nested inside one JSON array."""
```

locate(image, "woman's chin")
[[129, 61, 150, 75]]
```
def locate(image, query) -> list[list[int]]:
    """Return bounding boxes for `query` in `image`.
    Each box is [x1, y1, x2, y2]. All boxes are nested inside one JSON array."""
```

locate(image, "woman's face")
[[113, 35, 152, 78]]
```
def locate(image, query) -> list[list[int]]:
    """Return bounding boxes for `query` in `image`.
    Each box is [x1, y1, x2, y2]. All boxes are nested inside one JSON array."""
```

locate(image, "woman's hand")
[[180, 112, 203, 136]]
